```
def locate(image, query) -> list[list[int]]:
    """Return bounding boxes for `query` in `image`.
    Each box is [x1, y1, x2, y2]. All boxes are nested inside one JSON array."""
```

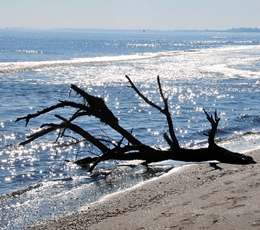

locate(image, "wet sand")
[[26, 149, 260, 230]]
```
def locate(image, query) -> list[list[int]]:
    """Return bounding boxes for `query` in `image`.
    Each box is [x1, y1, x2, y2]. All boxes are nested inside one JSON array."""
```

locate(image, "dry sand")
[[26, 149, 260, 230]]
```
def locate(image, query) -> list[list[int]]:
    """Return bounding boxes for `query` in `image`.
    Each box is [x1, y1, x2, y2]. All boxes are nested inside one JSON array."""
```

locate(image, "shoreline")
[[26, 149, 259, 229]]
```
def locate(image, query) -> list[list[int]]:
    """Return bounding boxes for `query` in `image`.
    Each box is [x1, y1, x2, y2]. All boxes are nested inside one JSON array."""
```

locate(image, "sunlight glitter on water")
[[1, 31, 260, 229]]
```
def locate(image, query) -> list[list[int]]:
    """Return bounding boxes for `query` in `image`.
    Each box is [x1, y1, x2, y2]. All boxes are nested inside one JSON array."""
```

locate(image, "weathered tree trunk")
[[16, 76, 256, 172]]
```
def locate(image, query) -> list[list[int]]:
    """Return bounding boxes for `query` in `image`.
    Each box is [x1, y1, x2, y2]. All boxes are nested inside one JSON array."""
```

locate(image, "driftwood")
[[16, 76, 256, 172]]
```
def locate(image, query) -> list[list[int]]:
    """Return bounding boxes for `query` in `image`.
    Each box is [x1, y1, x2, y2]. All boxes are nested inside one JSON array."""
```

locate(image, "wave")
[[1, 44, 260, 75], [0, 175, 78, 203], [187, 130, 260, 151], [215, 130, 260, 144], [0, 183, 42, 203], [0, 52, 175, 75], [16, 49, 44, 54]]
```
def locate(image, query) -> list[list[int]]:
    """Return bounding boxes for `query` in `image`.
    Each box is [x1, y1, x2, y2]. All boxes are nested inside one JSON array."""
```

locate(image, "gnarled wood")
[[16, 76, 256, 172]]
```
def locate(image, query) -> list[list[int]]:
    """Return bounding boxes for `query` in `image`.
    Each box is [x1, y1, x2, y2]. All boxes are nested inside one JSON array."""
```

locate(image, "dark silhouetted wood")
[[16, 76, 256, 172]]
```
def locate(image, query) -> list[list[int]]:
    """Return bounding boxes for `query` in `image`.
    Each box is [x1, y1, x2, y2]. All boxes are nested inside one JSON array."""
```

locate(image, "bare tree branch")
[[203, 109, 220, 146], [16, 76, 256, 173], [156, 76, 179, 149]]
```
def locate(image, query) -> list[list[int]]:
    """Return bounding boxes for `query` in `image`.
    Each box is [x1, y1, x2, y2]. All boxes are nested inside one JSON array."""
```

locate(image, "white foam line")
[[242, 148, 260, 154], [1, 44, 259, 75], [79, 164, 194, 211], [0, 53, 160, 74]]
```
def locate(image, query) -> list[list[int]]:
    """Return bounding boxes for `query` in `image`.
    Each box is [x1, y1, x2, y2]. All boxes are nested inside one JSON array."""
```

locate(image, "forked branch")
[[203, 109, 220, 146], [126, 75, 179, 149]]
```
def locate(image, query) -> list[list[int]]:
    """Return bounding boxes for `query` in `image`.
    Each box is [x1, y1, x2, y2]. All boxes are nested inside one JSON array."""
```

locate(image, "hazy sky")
[[1, 0, 259, 30]]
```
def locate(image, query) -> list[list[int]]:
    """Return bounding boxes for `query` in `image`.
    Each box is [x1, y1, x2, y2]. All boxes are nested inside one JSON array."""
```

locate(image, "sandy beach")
[[25, 149, 260, 230]]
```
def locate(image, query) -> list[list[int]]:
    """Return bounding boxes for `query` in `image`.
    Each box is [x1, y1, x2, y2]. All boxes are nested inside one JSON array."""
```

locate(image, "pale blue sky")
[[0, 0, 259, 30]]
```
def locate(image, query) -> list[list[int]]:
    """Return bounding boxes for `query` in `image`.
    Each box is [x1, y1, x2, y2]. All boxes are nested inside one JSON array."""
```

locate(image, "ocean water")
[[0, 29, 260, 229]]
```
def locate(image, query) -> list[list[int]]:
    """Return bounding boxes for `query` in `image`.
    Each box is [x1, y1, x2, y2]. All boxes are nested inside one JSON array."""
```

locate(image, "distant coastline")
[[176, 27, 260, 33], [225, 27, 260, 33]]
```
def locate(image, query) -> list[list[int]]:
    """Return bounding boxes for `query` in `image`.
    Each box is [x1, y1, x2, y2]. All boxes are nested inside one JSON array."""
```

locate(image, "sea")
[[0, 28, 260, 229]]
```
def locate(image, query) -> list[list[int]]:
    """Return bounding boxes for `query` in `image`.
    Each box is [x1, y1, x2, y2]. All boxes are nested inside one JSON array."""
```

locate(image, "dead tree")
[[16, 76, 256, 172]]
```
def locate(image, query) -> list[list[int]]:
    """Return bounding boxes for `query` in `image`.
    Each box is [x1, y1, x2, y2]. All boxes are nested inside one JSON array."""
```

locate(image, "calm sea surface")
[[0, 29, 260, 229]]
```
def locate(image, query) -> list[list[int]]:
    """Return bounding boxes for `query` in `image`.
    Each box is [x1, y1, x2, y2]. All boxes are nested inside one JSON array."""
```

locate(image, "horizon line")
[[1, 27, 260, 32]]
